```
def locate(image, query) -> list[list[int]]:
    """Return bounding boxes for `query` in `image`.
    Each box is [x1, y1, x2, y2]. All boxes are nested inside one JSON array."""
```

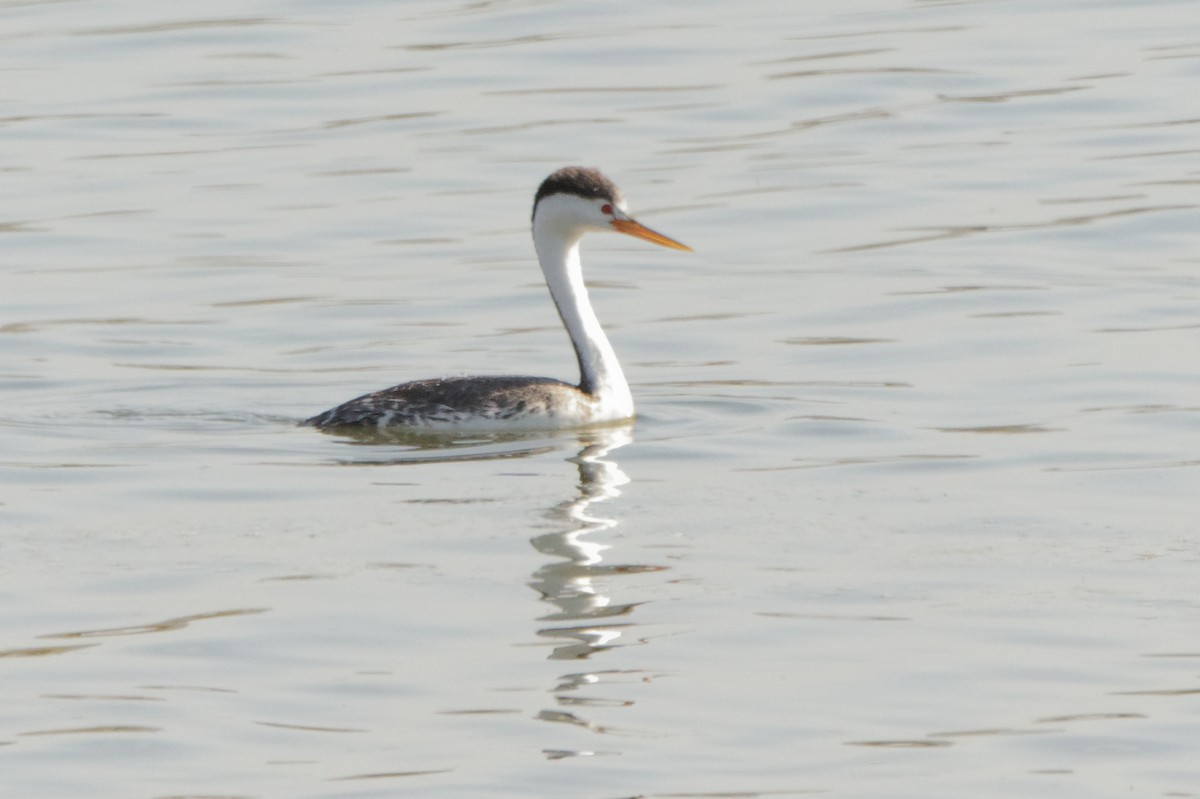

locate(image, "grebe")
[[303, 166, 691, 430]]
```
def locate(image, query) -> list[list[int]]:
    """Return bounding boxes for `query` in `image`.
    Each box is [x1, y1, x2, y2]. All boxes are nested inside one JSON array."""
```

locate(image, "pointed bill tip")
[[610, 218, 692, 252]]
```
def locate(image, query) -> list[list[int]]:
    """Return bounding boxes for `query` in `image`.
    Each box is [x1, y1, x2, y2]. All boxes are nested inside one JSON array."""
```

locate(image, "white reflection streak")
[[530, 427, 660, 749], [528, 427, 637, 660]]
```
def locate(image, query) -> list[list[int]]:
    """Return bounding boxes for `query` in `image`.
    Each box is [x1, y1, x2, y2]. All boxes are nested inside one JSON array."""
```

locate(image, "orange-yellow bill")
[[610, 218, 692, 251]]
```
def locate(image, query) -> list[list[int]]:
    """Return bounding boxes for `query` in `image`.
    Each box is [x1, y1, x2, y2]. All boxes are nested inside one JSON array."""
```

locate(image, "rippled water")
[[2, 1, 1198, 797]]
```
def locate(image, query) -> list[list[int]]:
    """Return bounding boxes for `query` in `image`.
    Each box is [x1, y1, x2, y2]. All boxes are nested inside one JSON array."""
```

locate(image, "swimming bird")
[[303, 166, 691, 430]]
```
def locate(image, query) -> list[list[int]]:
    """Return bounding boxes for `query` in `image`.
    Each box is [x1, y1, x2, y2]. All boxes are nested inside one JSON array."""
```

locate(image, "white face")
[[534, 193, 627, 235], [533, 192, 690, 252]]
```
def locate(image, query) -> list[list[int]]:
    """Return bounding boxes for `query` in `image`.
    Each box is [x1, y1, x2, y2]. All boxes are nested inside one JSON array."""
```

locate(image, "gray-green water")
[[2, 1, 1198, 797]]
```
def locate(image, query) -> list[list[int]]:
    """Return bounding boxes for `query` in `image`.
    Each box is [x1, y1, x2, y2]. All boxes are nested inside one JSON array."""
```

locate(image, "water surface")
[[2, 1, 1198, 797]]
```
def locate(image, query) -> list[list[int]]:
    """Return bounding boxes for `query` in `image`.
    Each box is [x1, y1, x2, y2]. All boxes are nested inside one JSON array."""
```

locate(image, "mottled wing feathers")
[[303, 375, 588, 429]]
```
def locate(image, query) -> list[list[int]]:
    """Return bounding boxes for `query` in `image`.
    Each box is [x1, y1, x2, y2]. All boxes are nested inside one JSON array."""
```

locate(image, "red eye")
[[601, 204, 613, 215]]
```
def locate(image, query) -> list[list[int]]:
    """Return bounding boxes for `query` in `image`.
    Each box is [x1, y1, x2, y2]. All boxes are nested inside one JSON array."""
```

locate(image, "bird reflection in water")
[[528, 426, 666, 746], [307, 422, 664, 750]]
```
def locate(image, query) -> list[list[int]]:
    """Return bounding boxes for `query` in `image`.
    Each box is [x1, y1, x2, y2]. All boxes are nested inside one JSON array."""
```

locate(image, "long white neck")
[[532, 220, 633, 419]]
